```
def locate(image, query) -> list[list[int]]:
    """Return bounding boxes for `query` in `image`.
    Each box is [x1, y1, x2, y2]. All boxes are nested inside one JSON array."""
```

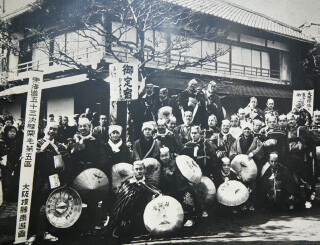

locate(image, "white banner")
[[109, 63, 139, 101], [14, 72, 43, 244], [292, 89, 314, 115]]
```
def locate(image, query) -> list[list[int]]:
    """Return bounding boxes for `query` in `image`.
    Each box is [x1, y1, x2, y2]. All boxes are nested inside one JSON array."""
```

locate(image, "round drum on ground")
[[144, 195, 184, 236]]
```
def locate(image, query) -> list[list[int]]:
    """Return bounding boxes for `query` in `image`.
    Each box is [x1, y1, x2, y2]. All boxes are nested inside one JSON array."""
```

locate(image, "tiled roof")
[[164, 0, 314, 43]]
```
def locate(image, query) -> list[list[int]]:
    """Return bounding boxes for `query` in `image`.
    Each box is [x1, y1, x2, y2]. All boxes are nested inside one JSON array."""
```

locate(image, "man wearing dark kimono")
[[258, 153, 301, 210], [106, 161, 160, 239]]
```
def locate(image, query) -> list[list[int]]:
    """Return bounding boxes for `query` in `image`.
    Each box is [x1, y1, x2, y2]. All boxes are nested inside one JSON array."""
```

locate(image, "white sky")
[[227, 0, 320, 27], [2, 0, 320, 28]]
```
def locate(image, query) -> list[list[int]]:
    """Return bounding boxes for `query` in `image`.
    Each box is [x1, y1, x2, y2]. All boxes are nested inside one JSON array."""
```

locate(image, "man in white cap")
[[105, 125, 132, 176], [26, 121, 70, 244], [133, 121, 161, 161]]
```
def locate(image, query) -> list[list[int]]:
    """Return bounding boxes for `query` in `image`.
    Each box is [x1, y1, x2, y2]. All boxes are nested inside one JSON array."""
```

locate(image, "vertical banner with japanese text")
[[14, 72, 43, 244], [109, 63, 139, 101], [292, 89, 314, 115]]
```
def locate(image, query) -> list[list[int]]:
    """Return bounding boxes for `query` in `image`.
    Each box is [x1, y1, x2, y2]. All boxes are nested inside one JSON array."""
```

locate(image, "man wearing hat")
[[133, 121, 161, 161], [105, 125, 132, 177]]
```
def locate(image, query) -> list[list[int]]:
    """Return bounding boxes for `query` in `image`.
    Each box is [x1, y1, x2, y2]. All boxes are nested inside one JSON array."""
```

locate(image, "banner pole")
[[14, 72, 43, 244]]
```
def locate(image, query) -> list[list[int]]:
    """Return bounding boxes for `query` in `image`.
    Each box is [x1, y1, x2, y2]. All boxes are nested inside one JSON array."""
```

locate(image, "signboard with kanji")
[[292, 89, 314, 115], [14, 72, 43, 244], [109, 63, 139, 101]]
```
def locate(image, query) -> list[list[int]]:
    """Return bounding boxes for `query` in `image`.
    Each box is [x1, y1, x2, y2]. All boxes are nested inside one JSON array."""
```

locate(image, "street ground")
[[1, 184, 320, 245]]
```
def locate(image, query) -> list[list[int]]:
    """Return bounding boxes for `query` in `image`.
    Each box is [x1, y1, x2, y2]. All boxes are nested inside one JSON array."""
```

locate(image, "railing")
[[2, 45, 283, 83], [17, 47, 103, 73], [107, 48, 282, 81]]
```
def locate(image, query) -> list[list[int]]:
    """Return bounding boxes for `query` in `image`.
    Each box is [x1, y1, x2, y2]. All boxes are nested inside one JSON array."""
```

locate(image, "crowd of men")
[[0, 78, 320, 243]]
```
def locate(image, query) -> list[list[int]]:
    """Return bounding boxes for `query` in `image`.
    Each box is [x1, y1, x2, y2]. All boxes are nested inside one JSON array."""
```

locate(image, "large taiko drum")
[[176, 155, 202, 184], [143, 158, 161, 186], [111, 163, 133, 193], [45, 187, 82, 228], [144, 195, 184, 236], [216, 180, 249, 207], [231, 154, 257, 184], [193, 176, 216, 206]]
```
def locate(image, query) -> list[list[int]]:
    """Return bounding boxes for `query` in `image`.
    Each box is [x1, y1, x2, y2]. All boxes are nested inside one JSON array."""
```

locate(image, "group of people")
[[0, 78, 319, 244]]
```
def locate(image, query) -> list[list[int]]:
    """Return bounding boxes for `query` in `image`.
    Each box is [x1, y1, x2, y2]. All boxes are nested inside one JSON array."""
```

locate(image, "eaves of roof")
[[164, 0, 315, 43]]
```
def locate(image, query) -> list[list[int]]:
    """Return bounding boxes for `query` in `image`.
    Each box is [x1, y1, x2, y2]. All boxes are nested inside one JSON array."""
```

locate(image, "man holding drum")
[[106, 161, 160, 239]]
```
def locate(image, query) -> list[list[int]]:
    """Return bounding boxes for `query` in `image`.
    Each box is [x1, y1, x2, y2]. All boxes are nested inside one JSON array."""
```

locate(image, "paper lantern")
[[176, 155, 202, 184], [111, 163, 133, 193], [46, 187, 82, 228], [144, 195, 184, 236], [216, 180, 249, 207], [231, 154, 257, 183], [143, 158, 161, 186], [193, 176, 216, 206]]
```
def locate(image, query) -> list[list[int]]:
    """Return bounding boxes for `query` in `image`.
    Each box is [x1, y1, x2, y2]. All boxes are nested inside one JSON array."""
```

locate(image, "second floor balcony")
[[1, 45, 288, 86]]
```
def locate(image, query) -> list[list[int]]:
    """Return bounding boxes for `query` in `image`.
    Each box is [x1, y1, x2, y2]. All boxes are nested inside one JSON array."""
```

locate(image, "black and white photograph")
[[0, 0, 320, 244]]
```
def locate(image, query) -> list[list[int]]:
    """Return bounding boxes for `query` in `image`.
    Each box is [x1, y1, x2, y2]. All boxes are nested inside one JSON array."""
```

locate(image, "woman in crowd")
[[0, 125, 21, 201]]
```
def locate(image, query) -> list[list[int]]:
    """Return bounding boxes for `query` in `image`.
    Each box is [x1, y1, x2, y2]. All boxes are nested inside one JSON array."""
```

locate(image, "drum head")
[[144, 195, 184, 236], [231, 154, 257, 184], [176, 155, 202, 184], [216, 180, 249, 207], [46, 187, 82, 228]]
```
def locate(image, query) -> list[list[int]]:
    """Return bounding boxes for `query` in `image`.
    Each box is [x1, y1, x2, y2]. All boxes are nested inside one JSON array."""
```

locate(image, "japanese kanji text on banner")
[[14, 72, 43, 244], [292, 89, 314, 115], [109, 63, 139, 101]]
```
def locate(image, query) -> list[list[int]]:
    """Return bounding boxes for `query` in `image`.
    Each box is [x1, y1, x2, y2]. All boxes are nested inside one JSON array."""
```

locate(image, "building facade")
[[0, 0, 316, 122]]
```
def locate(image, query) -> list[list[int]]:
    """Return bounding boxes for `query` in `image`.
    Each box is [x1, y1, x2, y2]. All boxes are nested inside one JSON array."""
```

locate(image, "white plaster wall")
[[47, 94, 74, 119]]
